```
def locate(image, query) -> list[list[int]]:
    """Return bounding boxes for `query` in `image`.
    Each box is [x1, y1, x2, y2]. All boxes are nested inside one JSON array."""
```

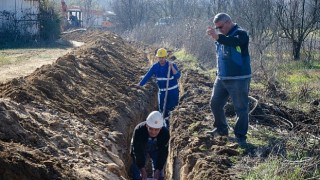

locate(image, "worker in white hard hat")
[[138, 48, 180, 128], [130, 111, 170, 180]]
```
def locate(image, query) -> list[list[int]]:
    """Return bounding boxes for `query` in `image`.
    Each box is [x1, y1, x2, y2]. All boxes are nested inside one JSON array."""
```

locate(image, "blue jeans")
[[131, 151, 164, 180], [131, 138, 164, 180], [210, 78, 250, 139]]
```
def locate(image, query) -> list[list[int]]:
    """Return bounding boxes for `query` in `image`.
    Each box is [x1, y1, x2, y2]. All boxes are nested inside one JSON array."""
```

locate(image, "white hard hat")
[[146, 111, 164, 128]]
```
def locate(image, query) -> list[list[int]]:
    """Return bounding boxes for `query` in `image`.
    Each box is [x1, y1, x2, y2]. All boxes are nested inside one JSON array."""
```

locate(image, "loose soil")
[[0, 30, 319, 180]]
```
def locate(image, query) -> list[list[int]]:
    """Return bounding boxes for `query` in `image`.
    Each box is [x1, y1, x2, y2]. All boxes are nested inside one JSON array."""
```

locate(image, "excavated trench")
[[0, 30, 221, 180], [0, 31, 160, 179], [1, 30, 319, 180]]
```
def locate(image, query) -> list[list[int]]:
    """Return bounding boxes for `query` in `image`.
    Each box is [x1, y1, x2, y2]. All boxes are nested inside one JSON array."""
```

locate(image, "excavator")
[[60, 0, 115, 31], [60, 0, 82, 30]]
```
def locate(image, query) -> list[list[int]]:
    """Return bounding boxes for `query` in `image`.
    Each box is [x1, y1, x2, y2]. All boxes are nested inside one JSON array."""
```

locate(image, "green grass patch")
[[199, 68, 216, 81], [250, 81, 265, 91], [248, 136, 268, 147], [188, 121, 201, 132], [279, 60, 320, 71], [280, 71, 320, 106], [308, 60, 320, 69], [228, 156, 240, 164], [174, 49, 199, 70], [286, 73, 312, 84], [275, 60, 320, 109], [0, 54, 11, 65], [243, 125, 319, 179], [192, 132, 199, 136], [248, 127, 280, 146], [0, 52, 30, 65], [244, 158, 304, 180], [15, 55, 29, 63]]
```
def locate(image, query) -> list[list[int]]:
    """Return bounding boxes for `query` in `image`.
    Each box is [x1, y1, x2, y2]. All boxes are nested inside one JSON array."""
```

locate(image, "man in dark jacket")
[[206, 13, 251, 147], [130, 111, 170, 180]]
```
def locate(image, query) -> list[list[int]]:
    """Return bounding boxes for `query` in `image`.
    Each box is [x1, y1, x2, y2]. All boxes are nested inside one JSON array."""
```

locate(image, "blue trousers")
[[131, 151, 164, 180], [158, 88, 179, 121], [210, 78, 250, 139]]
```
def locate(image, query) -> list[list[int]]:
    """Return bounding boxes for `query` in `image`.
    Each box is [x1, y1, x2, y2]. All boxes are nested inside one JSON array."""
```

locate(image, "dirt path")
[[0, 48, 74, 83]]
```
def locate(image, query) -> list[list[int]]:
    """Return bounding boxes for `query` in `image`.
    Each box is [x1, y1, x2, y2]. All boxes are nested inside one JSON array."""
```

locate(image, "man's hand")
[[207, 26, 219, 40], [140, 168, 147, 180], [169, 62, 174, 69], [207, 26, 215, 36], [169, 62, 177, 75], [154, 169, 160, 180]]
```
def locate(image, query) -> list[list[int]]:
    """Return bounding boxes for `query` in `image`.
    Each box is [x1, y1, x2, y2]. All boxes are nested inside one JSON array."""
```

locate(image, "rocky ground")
[[0, 30, 319, 180]]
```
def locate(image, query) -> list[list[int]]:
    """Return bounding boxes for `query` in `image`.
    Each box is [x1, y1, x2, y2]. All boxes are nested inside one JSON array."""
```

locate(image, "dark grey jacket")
[[130, 121, 169, 170]]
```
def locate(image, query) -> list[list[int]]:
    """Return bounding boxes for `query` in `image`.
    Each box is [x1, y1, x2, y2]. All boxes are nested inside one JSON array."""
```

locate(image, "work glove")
[[140, 167, 147, 180]]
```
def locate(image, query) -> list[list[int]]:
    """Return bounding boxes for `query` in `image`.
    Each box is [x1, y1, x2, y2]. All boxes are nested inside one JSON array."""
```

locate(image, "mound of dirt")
[[61, 29, 111, 43], [0, 31, 158, 179]]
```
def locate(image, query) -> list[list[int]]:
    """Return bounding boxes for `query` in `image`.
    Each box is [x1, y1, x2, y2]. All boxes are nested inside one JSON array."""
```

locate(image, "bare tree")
[[232, 0, 277, 54], [81, 0, 97, 27], [110, 0, 152, 30], [275, 0, 320, 60], [208, 0, 232, 16], [111, 0, 223, 31], [232, 0, 278, 83]]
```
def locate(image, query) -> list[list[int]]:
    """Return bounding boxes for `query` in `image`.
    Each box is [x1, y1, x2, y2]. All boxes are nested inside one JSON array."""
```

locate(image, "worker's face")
[[215, 20, 231, 35], [158, 57, 166, 66], [147, 125, 161, 137]]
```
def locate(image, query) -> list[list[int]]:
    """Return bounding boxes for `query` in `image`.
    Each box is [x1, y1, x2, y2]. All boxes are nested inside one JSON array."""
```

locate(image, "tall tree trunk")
[[292, 40, 302, 60]]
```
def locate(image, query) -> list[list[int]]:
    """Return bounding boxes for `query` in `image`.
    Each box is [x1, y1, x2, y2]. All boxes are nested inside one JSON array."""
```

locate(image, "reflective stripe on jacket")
[[139, 61, 180, 91]]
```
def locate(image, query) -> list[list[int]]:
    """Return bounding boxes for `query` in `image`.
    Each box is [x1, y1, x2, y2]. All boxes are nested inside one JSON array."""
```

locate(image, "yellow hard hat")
[[156, 48, 167, 58]]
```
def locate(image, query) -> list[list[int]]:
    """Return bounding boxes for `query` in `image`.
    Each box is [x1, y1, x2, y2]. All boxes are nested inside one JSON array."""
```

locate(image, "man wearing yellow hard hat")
[[138, 48, 180, 128]]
